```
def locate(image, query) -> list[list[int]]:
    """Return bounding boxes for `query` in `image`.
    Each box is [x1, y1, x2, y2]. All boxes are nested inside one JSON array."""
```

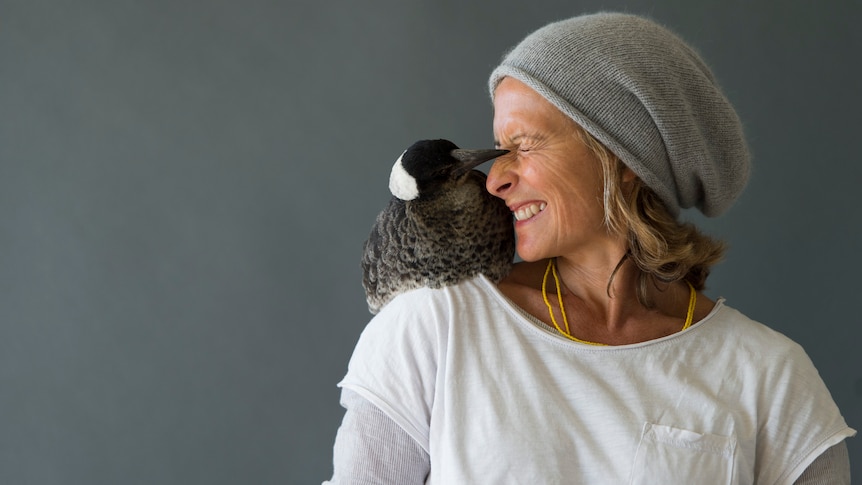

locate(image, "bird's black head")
[[388, 139, 508, 201]]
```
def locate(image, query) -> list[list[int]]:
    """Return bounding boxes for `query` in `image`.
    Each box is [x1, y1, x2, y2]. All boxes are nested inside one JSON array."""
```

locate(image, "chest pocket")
[[629, 423, 736, 485]]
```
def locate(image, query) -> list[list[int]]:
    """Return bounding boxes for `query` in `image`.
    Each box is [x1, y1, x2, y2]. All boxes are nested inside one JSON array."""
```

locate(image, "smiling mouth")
[[513, 203, 547, 221]]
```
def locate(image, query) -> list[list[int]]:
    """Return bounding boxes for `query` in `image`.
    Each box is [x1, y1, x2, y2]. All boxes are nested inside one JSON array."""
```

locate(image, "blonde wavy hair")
[[574, 127, 726, 306]]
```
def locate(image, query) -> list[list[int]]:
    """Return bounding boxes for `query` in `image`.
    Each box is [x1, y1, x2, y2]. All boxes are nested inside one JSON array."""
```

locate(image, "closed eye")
[[496, 133, 543, 152], [494, 141, 524, 152]]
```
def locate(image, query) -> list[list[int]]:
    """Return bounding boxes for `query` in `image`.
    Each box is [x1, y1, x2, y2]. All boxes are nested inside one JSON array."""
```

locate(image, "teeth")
[[514, 203, 546, 221]]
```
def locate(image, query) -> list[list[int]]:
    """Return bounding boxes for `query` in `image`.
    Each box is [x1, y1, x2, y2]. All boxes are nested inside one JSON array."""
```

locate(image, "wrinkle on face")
[[488, 77, 621, 264]]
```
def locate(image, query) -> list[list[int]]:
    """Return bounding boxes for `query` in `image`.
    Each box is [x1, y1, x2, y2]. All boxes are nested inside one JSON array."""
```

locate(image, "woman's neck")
[[498, 257, 712, 345]]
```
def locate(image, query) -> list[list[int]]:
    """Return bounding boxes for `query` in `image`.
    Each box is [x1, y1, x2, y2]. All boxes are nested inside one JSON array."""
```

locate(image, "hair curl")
[[574, 127, 726, 307]]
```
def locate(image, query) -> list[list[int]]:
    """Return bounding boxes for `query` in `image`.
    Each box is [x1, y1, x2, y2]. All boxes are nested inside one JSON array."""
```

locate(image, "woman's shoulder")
[[346, 276, 503, 391], [384, 275, 496, 306], [364, 275, 501, 332], [702, 303, 813, 367], [708, 305, 795, 343]]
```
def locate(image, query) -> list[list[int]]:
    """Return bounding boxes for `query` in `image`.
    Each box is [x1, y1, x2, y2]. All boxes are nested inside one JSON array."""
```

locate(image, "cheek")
[[548, 171, 608, 230], [538, 161, 603, 208]]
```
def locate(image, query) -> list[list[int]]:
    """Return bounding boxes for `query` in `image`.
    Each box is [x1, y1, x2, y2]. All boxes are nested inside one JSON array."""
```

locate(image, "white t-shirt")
[[340, 275, 855, 485]]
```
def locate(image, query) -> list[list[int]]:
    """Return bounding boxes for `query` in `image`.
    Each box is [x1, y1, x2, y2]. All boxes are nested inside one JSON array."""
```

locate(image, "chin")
[[515, 243, 547, 263]]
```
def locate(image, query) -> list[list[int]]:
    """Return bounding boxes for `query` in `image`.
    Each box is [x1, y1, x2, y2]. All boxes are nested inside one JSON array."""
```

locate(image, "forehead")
[[492, 77, 577, 138]]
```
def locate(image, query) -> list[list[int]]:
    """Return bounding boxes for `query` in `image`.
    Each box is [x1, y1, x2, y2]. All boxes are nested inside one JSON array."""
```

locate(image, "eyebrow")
[[494, 132, 546, 148]]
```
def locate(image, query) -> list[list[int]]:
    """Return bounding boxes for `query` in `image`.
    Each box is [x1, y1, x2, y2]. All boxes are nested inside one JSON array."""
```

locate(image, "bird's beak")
[[451, 148, 510, 177]]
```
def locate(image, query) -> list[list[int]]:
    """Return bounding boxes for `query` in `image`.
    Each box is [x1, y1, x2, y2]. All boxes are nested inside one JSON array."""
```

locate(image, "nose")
[[485, 153, 516, 197]]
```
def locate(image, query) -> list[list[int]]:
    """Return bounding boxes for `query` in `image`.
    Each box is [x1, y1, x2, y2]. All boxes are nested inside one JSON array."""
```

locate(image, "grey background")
[[1, 0, 859, 483]]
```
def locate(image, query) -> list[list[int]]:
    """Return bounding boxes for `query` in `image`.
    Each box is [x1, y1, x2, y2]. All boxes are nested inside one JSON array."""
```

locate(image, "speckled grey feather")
[[361, 140, 515, 314]]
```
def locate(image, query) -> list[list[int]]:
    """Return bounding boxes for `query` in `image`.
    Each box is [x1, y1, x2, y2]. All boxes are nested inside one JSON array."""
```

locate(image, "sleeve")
[[324, 389, 430, 485], [792, 442, 851, 485], [336, 288, 448, 454], [757, 339, 856, 485]]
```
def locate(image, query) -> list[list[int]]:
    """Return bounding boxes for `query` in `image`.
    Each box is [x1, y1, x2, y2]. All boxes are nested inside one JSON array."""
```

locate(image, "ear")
[[619, 167, 639, 200]]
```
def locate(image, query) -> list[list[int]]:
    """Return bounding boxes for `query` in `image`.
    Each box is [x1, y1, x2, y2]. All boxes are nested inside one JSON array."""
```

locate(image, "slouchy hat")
[[489, 12, 750, 217]]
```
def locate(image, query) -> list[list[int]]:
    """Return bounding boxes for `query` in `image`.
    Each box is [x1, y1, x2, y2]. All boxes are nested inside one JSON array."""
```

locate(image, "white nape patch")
[[388, 152, 419, 201]]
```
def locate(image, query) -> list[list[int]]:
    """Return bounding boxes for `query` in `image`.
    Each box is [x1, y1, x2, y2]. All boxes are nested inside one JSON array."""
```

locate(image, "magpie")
[[361, 139, 514, 314]]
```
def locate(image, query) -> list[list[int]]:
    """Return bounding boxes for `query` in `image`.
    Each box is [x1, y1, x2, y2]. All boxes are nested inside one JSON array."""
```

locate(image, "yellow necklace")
[[541, 258, 697, 346]]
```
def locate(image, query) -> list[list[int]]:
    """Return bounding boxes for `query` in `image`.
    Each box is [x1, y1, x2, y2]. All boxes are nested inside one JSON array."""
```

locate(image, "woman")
[[326, 13, 854, 484]]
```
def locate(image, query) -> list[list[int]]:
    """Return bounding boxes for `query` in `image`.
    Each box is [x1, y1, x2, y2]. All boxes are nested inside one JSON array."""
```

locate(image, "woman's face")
[[487, 77, 620, 263]]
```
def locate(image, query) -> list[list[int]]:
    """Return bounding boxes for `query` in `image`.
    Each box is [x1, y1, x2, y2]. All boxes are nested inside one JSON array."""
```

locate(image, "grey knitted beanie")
[[489, 12, 750, 217]]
